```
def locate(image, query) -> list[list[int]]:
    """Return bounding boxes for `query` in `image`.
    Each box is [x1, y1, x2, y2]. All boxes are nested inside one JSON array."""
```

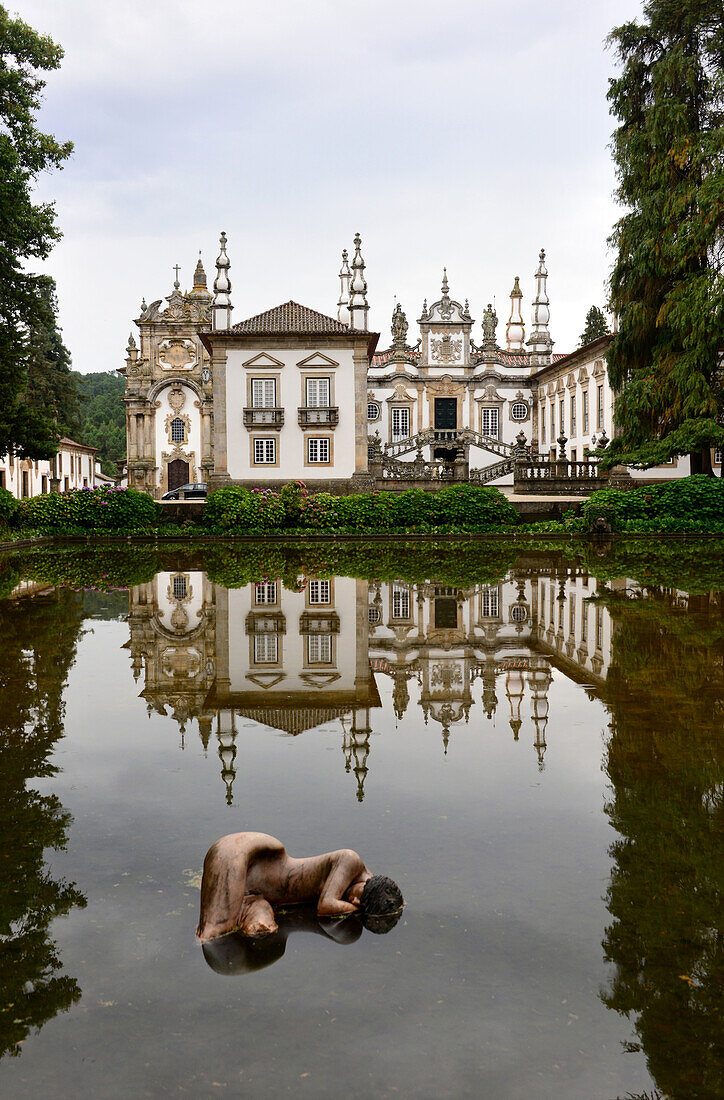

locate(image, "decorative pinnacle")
[[511, 276, 522, 297], [193, 252, 207, 288], [140, 297, 147, 312], [441, 267, 449, 297], [173, 264, 181, 290], [127, 332, 136, 349]]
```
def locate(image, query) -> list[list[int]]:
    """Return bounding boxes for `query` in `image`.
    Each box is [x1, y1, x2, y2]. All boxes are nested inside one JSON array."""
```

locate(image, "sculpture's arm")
[[317, 850, 368, 917]]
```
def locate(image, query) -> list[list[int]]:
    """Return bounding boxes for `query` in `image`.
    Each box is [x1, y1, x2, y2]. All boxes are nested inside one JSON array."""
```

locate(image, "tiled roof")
[[232, 301, 352, 335], [58, 436, 96, 452]]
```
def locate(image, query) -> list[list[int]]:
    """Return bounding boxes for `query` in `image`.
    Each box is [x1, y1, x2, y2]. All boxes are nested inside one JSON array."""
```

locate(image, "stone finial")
[[527, 248, 554, 364], [212, 231, 233, 331], [193, 253, 207, 289], [506, 275, 525, 351], [349, 232, 369, 331], [337, 247, 351, 325]]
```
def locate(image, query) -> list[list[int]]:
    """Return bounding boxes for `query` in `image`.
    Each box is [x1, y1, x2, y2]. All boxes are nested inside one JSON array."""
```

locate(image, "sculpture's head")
[[360, 875, 404, 934]]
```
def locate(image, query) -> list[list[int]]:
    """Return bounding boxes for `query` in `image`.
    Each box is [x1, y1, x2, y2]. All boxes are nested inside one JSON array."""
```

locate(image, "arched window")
[[511, 402, 528, 421], [170, 417, 186, 443], [367, 402, 380, 421]]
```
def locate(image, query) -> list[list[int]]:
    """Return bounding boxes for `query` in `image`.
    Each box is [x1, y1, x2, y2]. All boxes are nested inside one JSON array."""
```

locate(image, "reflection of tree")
[[0, 592, 87, 1059], [600, 592, 724, 1100]]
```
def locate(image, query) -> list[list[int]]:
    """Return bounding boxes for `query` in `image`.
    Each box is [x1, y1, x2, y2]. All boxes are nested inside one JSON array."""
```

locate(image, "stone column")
[[128, 411, 137, 458]]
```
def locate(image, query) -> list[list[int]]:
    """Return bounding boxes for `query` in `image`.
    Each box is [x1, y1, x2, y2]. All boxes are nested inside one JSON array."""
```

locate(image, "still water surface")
[[0, 542, 721, 1099]]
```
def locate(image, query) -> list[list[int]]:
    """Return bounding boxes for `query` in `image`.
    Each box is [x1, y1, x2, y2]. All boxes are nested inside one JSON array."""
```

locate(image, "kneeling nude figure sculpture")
[[196, 831, 404, 941]]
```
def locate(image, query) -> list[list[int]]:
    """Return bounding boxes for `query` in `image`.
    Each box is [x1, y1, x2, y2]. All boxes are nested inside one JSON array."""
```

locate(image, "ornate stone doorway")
[[167, 458, 190, 492]]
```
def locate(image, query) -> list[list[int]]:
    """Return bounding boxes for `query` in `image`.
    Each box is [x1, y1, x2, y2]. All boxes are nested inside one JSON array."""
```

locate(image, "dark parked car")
[[161, 482, 208, 501]]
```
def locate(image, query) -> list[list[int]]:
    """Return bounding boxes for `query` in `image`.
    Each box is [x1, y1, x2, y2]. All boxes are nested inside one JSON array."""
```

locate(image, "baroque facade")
[[122, 232, 716, 497]]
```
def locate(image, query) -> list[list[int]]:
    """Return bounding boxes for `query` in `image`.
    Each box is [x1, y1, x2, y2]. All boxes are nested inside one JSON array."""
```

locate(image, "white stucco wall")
[[0, 442, 96, 500], [223, 345, 358, 481]]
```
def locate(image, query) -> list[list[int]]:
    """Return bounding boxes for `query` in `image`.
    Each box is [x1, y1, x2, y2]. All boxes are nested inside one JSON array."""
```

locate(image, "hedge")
[[18, 485, 158, 532], [580, 476, 724, 533]]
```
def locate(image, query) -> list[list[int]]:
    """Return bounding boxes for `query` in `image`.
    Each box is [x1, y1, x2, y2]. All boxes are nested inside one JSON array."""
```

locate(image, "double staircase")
[[384, 427, 515, 460]]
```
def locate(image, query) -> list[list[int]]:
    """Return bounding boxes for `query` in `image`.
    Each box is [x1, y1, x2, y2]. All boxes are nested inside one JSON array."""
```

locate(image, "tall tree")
[[605, 1, 724, 474], [23, 276, 79, 440], [0, 7, 73, 460], [579, 305, 610, 347]]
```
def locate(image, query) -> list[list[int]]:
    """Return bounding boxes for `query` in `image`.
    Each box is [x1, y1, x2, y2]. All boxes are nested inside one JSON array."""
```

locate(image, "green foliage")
[[579, 305, 610, 347], [0, 7, 74, 460], [606, 1, 724, 473], [580, 475, 724, 532], [17, 485, 157, 532], [73, 371, 126, 475], [204, 482, 519, 534], [0, 485, 18, 526]]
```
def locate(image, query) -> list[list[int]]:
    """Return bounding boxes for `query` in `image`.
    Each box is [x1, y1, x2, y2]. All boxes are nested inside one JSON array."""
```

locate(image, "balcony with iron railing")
[[243, 407, 285, 428], [298, 407, 339, 428]]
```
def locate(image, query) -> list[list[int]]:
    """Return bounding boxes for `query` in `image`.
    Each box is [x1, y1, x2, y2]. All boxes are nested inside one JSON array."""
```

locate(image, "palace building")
[[120, 232, 704, 498]]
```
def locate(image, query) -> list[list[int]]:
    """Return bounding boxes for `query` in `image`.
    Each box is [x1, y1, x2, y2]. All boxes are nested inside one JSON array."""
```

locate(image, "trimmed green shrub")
[[203, 486, 286, 532], [0, 486, 19, 526], [17, 485, 158, 532], [581, 476, 724, 533]]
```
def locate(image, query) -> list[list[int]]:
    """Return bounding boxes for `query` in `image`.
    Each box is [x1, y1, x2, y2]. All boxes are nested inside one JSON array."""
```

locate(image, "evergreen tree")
[[579, 305, 610, 347], [23, 277, 79, 440], [73, 371, 126, 475], [0, 7, 73, 460], [605, 0, 724, 474]]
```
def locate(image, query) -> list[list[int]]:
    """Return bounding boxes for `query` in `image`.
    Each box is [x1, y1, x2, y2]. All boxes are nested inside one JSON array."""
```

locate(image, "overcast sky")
[[21, 0, 639, 373]]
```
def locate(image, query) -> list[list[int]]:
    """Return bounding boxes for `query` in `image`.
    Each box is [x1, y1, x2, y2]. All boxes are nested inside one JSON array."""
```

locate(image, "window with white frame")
[[570, 395, 577, 436], [511, 604, 527, 623], [569, 593, 576, 634], [306, 378, 330, 407], [511, 402, 527, 421], [308, 579, 330, 604], [253, 438, 276, 464], [251, 378, 276, 407], [307, 437, 330, 464], [550, 403, 556, 440], [541, 405, 546, 443], [307, 634, 332, 664], [581, 604, 588, 642], [559, 398, 565, 435], [596, 606, 603, 649], [367, 402, 380, 421], [391, 406, 411, 441], [715, 448, 723, 465], [391, 583, 410, 619], [170, 417, 186, 443], [368, 607, 381, 625], [583, 391, 590, 433], [480, 586, 499, 617], [597, 385, 605, 429], [480, 407, 499, 437], [255, 582, 277, 605], [172, 574, 187, 599], [253, 633, 278, 663]]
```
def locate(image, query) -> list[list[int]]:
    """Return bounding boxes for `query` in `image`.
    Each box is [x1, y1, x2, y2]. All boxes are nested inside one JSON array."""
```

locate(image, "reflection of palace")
[[126, 567, 617, 799]]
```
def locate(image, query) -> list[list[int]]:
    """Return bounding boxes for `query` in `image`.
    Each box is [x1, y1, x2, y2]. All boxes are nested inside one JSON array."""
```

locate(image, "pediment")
[[242, 352, 285, 369], [299, 672, 342, 688], [577, 367, 589, 382], [566, 373, 576, 389], [475, 385, 505, 402], [592, 358, 606, 378], [385, 384, 416, 402], [245, 672, 287, 689], [297, 351, 340, 369]]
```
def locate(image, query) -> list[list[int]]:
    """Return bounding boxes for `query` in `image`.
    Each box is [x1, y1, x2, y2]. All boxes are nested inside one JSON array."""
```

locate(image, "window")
[[253, 633, 278, 664], [511, 402, 527, 421], [306, 377, 330, 408], [559, 399, 565, 435], [540, 405, 546, 443], [0, 470, 5, 489], [511, 604, 528, 623], [596, 606, 603, 649], [570, 395, 576, 436], [22, 471, 29, 498], [253, 438, 276, 464], [172, 574, 187, 599], [308, 579, 330, 604], [583, 391, 589, 434], [307, 437, 330, 464], [368, 607, 381, 625], [481, 586, 499, 617], [550, 403, 555, 440], [569, 593, 576, 635], [367, 402, 380, 421], [64, 477, 70, 491], [392, 584, 410, 619], [581, 604, 588, 642], [83, 477, 88, 487], [171, 417, 186, 443], [597, 385, 604, 429], [252, 378, 276, 408], [570, 449, 577, 463], [714, 448, 723, 465], [255, 582, 277, 605], [480, 407, 499, 437], [308, 634, 332, 664], [391, 406, 410, 441]]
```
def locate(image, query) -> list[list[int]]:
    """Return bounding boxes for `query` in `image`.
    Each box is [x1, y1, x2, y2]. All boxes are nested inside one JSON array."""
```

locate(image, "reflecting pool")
[[0, 541, 721, 1099]]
